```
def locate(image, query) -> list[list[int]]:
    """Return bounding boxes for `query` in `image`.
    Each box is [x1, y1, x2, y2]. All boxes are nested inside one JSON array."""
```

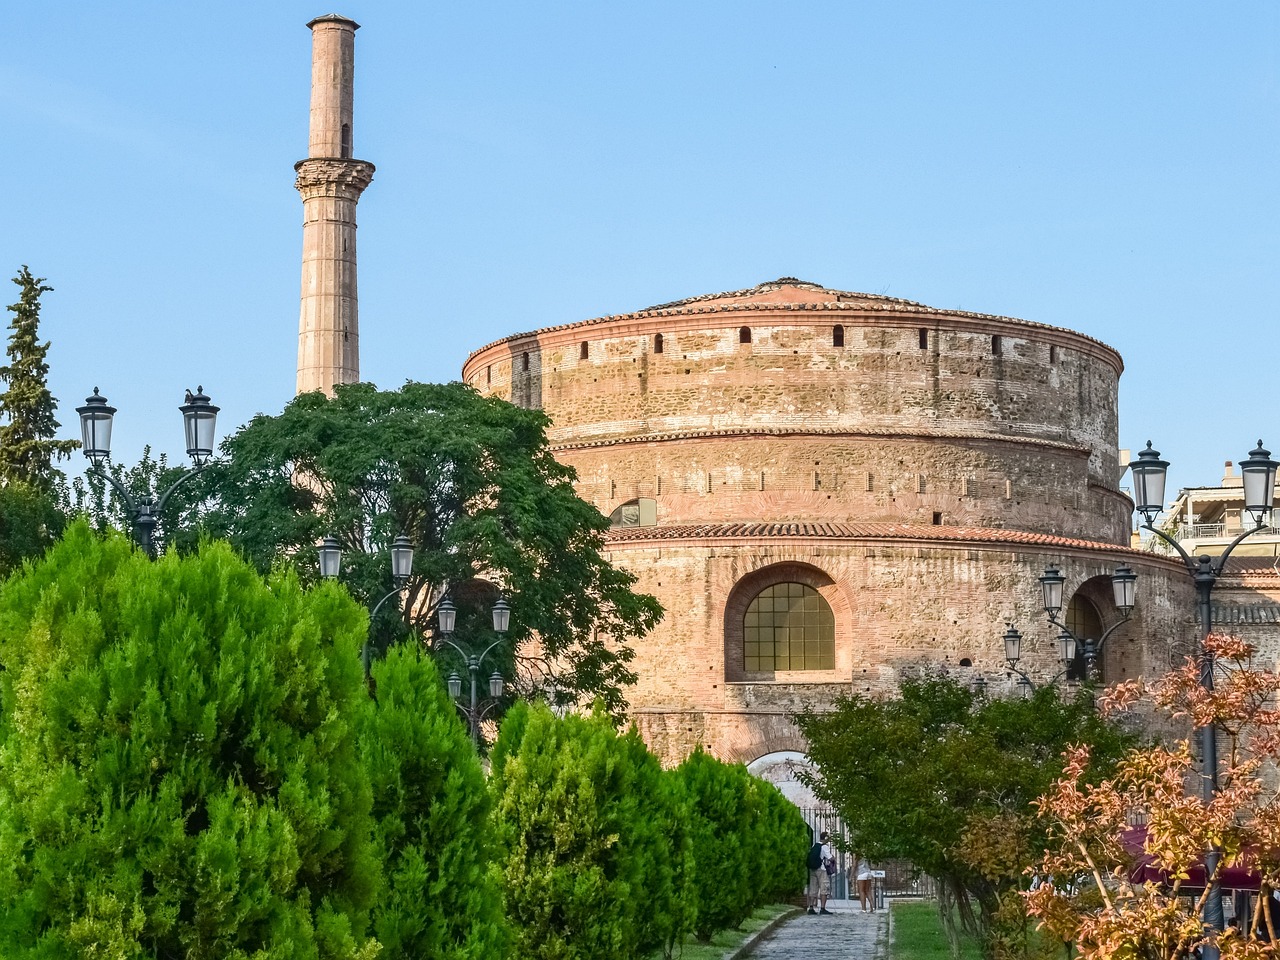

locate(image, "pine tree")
[[0, 266, 78, 490]]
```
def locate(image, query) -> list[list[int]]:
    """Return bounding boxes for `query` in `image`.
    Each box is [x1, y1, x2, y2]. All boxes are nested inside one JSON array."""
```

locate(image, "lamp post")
[[317, 533, 414, 685], [1127, 440, 1279, 945], [1035, 564, 1137, 679], [435, 596, 512, 749], [996, 623, 1077, 693], [75, 387, 219, 558]]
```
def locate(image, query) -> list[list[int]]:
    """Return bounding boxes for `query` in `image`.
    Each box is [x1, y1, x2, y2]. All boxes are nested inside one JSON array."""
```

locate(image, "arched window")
[[832, 325, 844, 348], [1066, 594, 1102, 681], [739, 326, 752, 344], [609, 498, 656, 527], [743, 583, 834, 671], [340, 123, 352, 158], [579, 341, 589, 360], [654, 333, 664, 354]]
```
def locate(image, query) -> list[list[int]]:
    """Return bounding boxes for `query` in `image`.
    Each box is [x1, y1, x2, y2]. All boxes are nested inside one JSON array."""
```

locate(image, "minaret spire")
[[295, 14, 374, 396]]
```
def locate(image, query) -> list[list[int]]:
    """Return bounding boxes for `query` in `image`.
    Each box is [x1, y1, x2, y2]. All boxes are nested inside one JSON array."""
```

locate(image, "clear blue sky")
[[4, 1, 1278, 506]]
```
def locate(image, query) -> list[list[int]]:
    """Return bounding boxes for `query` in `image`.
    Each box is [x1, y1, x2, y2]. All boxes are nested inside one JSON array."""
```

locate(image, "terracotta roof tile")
[[604, 521, 1155, 558]]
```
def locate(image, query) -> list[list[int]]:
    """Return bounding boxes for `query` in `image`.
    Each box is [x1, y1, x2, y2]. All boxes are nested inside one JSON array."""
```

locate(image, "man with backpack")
[[806, 830, 834, 915]]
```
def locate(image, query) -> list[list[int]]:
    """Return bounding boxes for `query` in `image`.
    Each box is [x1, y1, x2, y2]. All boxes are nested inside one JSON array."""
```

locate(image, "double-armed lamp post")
[[316, 536, 512, 747], [986, 564, 1136, 695], [1127, 440, 1279, 941], [435, 596, 512, 749], [318, 533, 414, 683], [75, 387, 219, 558]]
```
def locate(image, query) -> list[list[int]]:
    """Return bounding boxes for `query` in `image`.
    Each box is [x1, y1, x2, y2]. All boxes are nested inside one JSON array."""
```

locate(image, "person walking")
[[806, 831, 835, 915]]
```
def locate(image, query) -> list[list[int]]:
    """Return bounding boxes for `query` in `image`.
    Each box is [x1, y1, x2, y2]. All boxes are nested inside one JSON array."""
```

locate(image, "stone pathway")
[[740, 900, 888, 959]]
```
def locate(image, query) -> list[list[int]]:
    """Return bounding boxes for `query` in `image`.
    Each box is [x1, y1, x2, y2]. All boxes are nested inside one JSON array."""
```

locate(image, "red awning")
[[1122, 825, 1262, 892]]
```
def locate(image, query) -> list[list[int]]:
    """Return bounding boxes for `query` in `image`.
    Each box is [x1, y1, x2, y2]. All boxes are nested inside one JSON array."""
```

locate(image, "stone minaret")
[[295, 14, 374, 396]]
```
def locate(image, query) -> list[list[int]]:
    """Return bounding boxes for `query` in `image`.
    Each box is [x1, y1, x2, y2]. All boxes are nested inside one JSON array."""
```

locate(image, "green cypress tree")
[[0, 523, 380, 959], [675, 749, 756, 940], [0, 266, 78, 490], [490, 704, 680, 960], [359, 644, 509, 958]]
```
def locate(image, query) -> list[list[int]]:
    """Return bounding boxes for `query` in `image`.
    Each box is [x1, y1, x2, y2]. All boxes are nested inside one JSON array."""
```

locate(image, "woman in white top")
[[854, 857, 876, 912]]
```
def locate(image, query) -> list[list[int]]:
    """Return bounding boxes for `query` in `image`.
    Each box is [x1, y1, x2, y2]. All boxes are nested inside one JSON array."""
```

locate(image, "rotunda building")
[[462, 278, 1192, 765]]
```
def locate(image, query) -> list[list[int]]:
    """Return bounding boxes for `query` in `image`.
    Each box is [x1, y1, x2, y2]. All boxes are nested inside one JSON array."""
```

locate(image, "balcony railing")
[[1147, 522, 1280, 553]]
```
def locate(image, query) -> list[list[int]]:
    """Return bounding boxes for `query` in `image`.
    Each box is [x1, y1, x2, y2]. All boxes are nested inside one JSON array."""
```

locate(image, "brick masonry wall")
[[458, 285, 1191, 765]]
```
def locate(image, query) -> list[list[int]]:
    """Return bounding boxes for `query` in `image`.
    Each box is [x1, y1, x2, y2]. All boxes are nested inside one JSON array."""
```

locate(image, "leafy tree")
[[1027, 634, 1280, 960], [798, 675, 1137, 958], [0, 481, 63, 578], [359, 644, 510, 958], [179, 381, 662, 715], [488, 703, 683, 959], [0, 266, 78, 490], [0, 522, 381, 959]]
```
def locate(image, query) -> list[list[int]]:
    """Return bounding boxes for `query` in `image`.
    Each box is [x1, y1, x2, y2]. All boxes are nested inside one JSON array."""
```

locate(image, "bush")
[[0, 523, 379, 958], [360, 644, 509, 958], [489, 703, 684, 959]]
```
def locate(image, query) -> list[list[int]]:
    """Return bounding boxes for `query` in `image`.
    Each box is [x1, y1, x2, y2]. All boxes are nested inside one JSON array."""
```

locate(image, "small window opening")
[[992, 335, 1002, 356], [739, 326, 752, 344], [340, 123, 352, 158], [932, 511, 943, 525], [579, 341, 589, 360], [832, 325, 845, 348], [959, 657, 972, 667], [918, 328, 928, 349], [485, 365, 491, 385], [654, 333, 664, 354], [1049, 345, 1058, 364], [522, 352, 530, 372]]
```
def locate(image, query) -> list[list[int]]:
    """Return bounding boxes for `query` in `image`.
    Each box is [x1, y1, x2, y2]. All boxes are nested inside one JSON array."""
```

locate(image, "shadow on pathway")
[[741, 902, 888, 959]]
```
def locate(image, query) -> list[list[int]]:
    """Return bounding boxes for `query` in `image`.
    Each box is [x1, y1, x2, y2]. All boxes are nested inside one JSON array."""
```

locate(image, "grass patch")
[[648, 903, 797, 960], [891, 901, 983, 960]]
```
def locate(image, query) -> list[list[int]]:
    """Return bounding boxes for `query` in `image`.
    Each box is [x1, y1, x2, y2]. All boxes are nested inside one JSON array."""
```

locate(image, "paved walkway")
[[742, 901, 888, 959]]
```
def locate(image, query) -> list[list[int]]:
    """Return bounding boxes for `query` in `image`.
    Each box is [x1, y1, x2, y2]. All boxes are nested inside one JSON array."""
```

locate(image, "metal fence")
[[797, 806, 938, 902]]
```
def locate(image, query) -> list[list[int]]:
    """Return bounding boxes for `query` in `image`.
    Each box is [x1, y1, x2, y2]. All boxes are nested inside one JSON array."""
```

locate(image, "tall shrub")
[[675, 749, 756, 940], [359, 645, 509, 958], [0, 523, 379, 959], [490, 704, 682, 959]]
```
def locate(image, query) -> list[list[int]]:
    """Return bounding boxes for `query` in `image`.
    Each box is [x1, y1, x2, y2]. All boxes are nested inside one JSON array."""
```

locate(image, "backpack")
[[807, 842, 824, 870]]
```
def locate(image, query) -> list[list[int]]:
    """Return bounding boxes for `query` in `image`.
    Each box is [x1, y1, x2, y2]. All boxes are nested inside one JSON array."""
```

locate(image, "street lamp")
[[75, 387, 219, 557], [996, 623, 1076, 692], [1128, 439, 1280, 945], [318, 533, 413, 684], [436, 596, 512, 749], [1034, 564, 1136, 679]]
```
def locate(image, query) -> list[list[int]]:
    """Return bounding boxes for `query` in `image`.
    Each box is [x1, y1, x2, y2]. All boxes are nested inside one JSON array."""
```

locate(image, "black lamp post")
[[997, 623, 1077, 692], [436, 596, 512, 749], [75, 387, 219, 558], [1035, 563, 1136, 679], [1127, 440, 1279, 945], [318, 533, 414, 684]]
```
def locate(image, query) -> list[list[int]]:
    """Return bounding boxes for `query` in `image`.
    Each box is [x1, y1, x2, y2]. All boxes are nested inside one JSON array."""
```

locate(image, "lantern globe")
[[437, 598, 457, 635], [491, 597, 511, 634], [390, 534, 414, 581], [1240, 441, 1279, 526], [179, 387, 219, 465], [76, 388, 116, 465], [489, 671, 504, 699], [1003, 625, 1023, 664], [1038, 565, 1066, 616], [1129, 442, 1169, 523], [1111, 564, 1137, 614], [447, 672, 463, 699], [1057, 631, 1077, 664], [318, 536, 343, 579]]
